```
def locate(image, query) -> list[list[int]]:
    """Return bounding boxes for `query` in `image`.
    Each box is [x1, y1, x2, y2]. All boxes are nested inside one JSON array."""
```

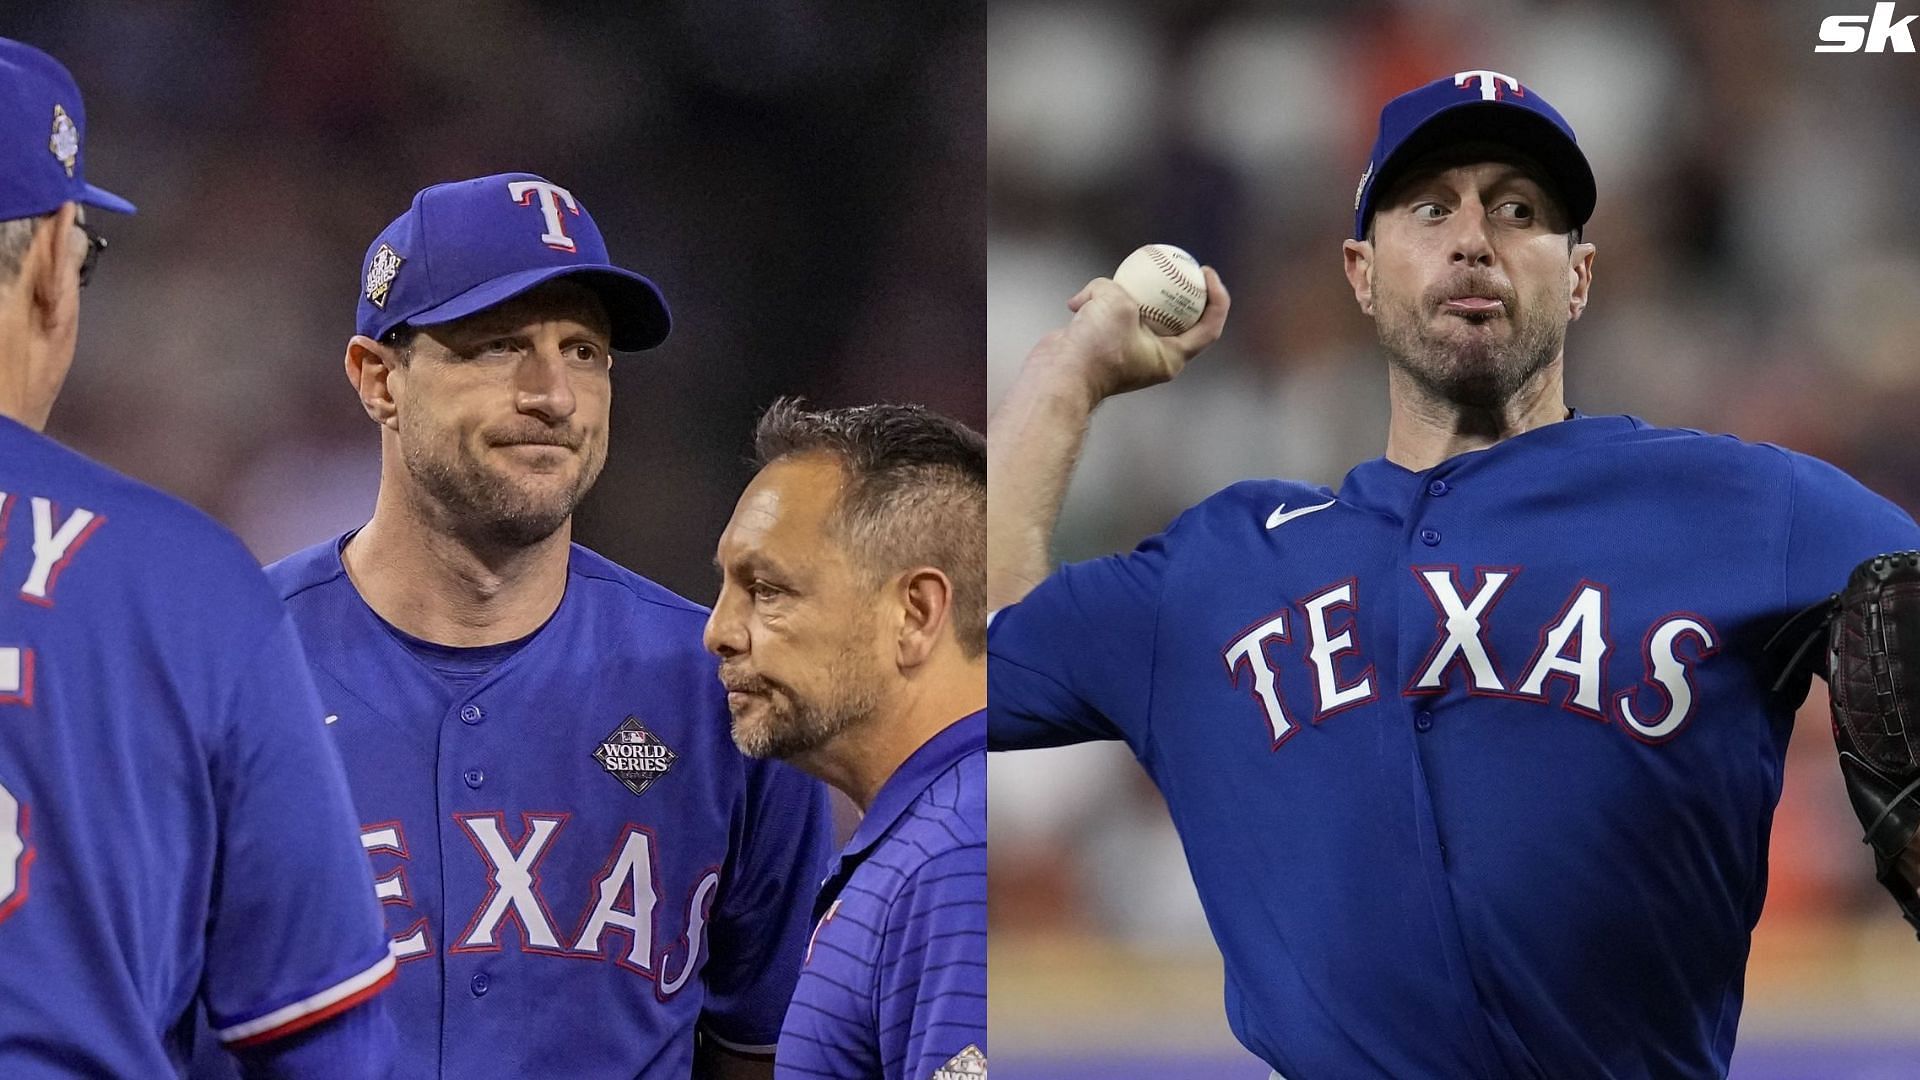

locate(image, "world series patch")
[[593, 716, 677, 797], [364, 243, 403, 309], [931, 1045, 987, 1079], [48, 105, 77, 178]]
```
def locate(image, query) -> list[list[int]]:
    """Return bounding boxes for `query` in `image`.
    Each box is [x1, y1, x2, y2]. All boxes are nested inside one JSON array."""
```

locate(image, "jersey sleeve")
[[228, 999, 397, 1080], [1782, 450, 1920, 607], [988, 526, 1176, 751], [696, 756, 834, 1052], [876, 842, 988, 1080], [199, 612, 396, 1061]]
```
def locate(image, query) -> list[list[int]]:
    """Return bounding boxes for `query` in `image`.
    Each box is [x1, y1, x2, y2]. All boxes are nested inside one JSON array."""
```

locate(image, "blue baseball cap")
[[357, 173, 670, 352], [0, 38, 134, 219], [1353, 70, 1593, 240]]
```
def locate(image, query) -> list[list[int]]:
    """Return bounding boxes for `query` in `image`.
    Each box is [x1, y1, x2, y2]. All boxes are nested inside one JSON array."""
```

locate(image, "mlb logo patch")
[[593, 716, 677, 797]]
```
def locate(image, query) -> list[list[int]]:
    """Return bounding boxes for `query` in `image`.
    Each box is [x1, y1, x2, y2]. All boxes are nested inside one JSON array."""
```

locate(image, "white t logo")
[[508, 180, 581, 252], [1454, 70, 1522, 101]]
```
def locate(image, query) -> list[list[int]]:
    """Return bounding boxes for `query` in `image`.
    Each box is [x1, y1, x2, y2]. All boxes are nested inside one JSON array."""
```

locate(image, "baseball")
[[1113, 243, 1206, 336]]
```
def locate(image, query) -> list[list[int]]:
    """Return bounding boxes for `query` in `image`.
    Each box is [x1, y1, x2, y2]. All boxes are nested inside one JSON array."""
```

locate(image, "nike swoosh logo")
[[1265, 499, 1336, 529], [325, 714, 339, 726]]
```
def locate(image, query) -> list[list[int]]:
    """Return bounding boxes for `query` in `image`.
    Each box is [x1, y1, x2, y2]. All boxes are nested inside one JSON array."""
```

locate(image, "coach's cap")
[[356, 172, 670, 351], [1353, 69, 1593, 240], [0, 38, 134, 219]]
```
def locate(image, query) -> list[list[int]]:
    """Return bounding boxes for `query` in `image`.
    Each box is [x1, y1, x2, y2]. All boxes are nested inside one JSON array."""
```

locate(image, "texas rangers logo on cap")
[[47, 104, 76, 177]]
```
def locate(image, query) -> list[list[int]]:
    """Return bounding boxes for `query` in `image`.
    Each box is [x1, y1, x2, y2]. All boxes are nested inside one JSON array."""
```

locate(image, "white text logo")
[[1817, 2, 1917, 51]]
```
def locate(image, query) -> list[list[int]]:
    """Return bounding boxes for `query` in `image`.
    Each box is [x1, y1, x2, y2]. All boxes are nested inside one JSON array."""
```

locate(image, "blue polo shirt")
[[776, 710, 987, 1080]]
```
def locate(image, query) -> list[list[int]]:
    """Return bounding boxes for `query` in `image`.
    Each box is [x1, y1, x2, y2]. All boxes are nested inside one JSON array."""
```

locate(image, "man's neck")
[[793, 658, 986, 813], [1383, 357, 1569, 473], [0, 302, 54, 432], [342, 487, 572, 647]]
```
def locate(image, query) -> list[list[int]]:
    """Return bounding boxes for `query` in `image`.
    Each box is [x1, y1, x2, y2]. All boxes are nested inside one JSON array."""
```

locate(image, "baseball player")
[[987, 70, 1920, 1079], [0, 38, 397, 1078], [706, 400, 987, 1080], [247, 173, 833, 1079]]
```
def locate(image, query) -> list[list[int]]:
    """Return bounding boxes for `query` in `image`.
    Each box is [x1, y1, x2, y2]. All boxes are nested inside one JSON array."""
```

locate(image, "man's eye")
[[1496, 201, 1534, 221], [1413, 203, 1448, 221], [570, 343, 603, 364], [748, 581, 782, 602]]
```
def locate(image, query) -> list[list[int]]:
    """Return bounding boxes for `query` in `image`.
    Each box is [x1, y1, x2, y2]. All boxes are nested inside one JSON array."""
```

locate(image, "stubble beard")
[[1374, 276, 1567, 411], [401, 420, 605, 550], [725, 642, 887, 763]]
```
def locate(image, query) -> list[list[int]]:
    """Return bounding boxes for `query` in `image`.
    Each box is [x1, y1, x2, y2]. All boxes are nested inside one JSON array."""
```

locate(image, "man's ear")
[[28, 203, 80, 328], [346, 335, 402, 429], [894, 566, 956, 670], [1343, 237, 1375, 317], [1567, 241, 1596, 322]]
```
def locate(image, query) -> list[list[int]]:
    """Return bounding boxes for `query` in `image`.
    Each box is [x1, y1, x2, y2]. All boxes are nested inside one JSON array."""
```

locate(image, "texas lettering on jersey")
[[1224, 568, 1717, 748], [359, 816, 719, 997]]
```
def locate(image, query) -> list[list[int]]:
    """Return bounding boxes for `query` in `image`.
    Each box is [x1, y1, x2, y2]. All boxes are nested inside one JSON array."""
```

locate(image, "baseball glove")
[[1823, 551, 1920, 939]]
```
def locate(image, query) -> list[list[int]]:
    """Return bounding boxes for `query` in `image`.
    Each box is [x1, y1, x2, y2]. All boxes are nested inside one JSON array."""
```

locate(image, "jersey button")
[[460, 704, 484, 725], [1414, 710, 1434, 732], [1426, 479, 1449, 497], [470, 972, 490, 997], [1419, 528, 1441, 546], [463, 768, 485, 789]]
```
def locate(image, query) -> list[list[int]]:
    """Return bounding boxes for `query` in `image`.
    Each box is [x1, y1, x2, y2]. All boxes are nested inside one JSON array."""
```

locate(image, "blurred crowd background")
[[3, 0, 984, 603], [989, 0, 1920, 1076]]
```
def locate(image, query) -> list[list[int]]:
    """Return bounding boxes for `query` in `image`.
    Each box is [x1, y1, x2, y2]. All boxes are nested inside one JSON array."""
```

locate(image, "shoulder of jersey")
[[264, 536, 347, 602], [946, 750, 987, 844], [565, 542, 709, 618], [3, 422, 274, 603], [1594, 418, 1803, 470], [1187, 478, 1340, 531]]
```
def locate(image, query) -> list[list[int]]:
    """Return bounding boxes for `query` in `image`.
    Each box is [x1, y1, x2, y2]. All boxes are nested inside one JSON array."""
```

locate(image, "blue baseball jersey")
[[262, 534, 834, 1078], [0, 416, 395, 1076], [777, 710, 987, 1080], [989, 415, 1920, 1079]]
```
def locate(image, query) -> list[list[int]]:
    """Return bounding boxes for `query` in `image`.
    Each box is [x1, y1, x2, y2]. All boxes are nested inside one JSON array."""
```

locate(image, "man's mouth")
[[1440, 296, 1505, 315]]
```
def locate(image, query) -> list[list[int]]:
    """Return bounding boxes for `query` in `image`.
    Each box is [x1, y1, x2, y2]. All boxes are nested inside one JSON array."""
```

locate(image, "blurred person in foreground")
[[0, 37, 396, 1079], [241, 174, 832, 1079], [707, 400, 987, 1080], [987, 69, 1920, 1079]]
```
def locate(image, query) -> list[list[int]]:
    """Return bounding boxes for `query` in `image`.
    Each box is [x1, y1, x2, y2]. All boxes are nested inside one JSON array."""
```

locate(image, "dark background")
[[3, 1, 984, 601]]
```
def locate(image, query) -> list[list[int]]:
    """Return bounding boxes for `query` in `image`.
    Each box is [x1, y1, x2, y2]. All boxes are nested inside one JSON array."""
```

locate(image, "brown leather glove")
[[1827, 551, 1920, 940]]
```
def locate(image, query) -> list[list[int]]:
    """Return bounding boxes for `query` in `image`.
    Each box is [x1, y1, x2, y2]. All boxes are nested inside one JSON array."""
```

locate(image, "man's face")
[[389, 280, 613, 547], [704, 454, 893, 762], [1347, 150, 1594, 408]]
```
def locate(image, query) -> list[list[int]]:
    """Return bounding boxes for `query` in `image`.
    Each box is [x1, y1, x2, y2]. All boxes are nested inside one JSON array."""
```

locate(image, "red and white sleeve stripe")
[[217, 950, 398, 1048]]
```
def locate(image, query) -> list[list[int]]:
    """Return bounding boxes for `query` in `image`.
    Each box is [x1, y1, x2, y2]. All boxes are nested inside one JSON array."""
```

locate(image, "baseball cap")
[[357, 173, 670, 352], [1353, 69, 1593, 240], [0, 38, 134, 219]]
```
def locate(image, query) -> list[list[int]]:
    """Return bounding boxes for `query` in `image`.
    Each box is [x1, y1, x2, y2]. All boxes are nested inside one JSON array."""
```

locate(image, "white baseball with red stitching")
[[1112, 244, 1206, 336]]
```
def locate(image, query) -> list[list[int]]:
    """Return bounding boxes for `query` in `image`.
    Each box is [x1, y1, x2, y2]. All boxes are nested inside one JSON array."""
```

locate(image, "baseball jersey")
[[0, 415, 395, 1077], [989, 414, 1920, 1079], [776, 709, 988, 1080], [263, 534, 834, 1078]]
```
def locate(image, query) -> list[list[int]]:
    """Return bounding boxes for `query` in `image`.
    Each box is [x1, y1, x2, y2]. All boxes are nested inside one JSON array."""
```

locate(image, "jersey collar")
[[1339, 410, 1640, 515], [840, 709, 985, 861]]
